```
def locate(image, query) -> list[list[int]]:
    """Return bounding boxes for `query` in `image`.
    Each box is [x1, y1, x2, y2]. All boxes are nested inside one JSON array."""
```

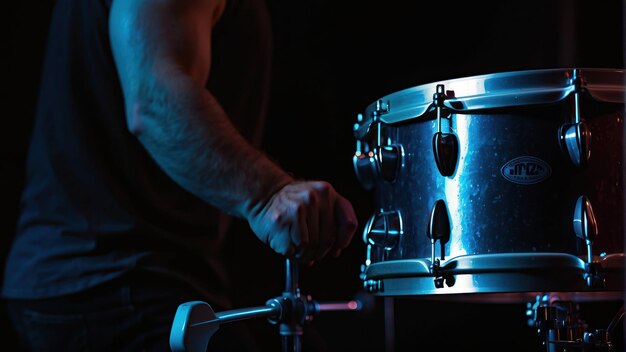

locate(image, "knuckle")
[[314, 181, 331, 196], [300, 189, 318, 206], [270, 211, 283, 224]]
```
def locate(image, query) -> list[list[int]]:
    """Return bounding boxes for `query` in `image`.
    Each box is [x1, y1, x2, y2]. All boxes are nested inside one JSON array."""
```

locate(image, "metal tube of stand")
[[282, 257, 302, 352], [285, 257, 298, 294], [209, 305, 281, 325], [282, 336, 300, 352]]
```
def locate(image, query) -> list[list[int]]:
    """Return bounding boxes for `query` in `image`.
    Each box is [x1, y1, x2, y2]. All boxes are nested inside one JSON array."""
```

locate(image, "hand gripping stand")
[[169, 258, 365, 352]]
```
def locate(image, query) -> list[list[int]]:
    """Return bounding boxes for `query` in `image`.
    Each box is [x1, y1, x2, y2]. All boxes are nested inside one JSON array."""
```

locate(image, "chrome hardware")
[[573, 195, 598, 263], [354, 110, 401, 188], [365, 244, 372, 267], [375, 145, 401, 183], [573, 195, 605, 288], [570, 69, 585, 125], [373, 100, 390, 119], [560, 121, 591, 168], [364, 279, 383, 293], [426, 199, 455, 288], [432, 84, 459, 177], [560, 69, 592, 167], [527, 293, 622, 352], [353, 147, 376, 190], [427, 199, 451, 264], [353, 113, 377, 190], [433, 132, 459, 177], [427, 199, 451, 289], [363, 210, 403, 251], [353, 113, 373, 140]]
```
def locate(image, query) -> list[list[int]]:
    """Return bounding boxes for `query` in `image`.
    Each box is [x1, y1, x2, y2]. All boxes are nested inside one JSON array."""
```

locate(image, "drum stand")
[[169, 258, 366, 352], [528, 293, 624, 351]]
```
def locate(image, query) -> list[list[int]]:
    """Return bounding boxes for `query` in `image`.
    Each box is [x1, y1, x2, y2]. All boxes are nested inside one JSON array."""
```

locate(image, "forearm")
[[108, 0, 292, 218], [129, 70, 293, 218]]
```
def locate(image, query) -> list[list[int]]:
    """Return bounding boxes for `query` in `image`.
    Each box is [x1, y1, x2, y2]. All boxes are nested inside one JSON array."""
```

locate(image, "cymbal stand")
[[169, 257, 365, 352]]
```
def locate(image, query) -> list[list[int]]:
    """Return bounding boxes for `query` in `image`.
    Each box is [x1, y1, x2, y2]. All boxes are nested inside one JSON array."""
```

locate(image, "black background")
[[3, 0, 625, 351]]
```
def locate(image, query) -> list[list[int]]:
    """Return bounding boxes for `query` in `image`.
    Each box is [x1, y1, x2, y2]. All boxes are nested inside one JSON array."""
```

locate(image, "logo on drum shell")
[[500, 156, 552, 185]]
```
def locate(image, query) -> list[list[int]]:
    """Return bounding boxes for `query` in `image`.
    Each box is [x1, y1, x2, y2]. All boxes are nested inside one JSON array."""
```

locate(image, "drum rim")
[[364, 252, 624, 279], [362, 252, 624, 299], [356, 67, 625, 132]]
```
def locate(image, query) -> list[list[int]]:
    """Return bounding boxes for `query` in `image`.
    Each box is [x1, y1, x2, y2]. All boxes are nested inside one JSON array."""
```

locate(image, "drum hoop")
[[364, 252, 624, 280], [355, 67, 625, 138]]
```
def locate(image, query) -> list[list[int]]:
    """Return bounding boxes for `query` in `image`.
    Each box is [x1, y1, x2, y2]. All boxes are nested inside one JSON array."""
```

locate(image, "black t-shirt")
[[2, 0, 272, 302]]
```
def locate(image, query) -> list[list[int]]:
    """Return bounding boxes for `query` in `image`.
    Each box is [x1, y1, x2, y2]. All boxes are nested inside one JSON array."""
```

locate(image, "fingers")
[[250, 181, 357, 264], [330, 196, 358, 257], [303, 188, 320, 261], [297, 182, 336, 263], [292, 197, 309, 259], [313, 183, 336, 261], [292, 182, 355, 263]]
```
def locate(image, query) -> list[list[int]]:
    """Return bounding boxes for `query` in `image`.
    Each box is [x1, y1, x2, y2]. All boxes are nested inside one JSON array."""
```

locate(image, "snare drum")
[[353, 68, 624, 300]]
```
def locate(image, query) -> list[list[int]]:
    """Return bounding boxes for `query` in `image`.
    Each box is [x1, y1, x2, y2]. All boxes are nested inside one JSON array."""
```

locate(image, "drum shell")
[[365, 98, 624, 264]]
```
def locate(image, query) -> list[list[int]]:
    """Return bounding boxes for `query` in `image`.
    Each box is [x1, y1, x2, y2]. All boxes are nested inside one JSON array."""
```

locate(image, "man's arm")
[[109, 0, 356, 261], [109, 0, 290, 217]]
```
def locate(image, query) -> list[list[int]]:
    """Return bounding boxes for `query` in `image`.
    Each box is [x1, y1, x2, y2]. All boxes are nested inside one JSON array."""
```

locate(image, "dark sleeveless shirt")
[[2, 0, 272, 301]]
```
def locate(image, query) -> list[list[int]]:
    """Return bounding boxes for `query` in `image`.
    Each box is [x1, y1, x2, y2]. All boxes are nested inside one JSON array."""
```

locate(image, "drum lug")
[[573, 195, 598, 265], [427, 199, 455, 289], [427, 199, 451, 264], [433, 132, 459, 177], [363, 210, 403, 251], [573, 195, 606, 288], [432, 84, 459, 176], [559, 121, 591, 168], [375, 145, 402, 183], [560, 69, 592, 168]]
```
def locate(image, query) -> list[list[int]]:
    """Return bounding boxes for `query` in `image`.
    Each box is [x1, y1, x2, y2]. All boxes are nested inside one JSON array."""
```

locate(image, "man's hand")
[[247, 181, 358, 264]]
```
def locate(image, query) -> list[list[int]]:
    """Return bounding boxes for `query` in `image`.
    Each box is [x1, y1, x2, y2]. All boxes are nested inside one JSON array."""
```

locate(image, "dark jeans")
[[4, 271, 258, 352]]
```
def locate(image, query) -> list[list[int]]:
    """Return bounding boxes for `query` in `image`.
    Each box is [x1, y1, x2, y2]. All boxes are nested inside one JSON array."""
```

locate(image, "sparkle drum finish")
[[353, 68, 625, 300]]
